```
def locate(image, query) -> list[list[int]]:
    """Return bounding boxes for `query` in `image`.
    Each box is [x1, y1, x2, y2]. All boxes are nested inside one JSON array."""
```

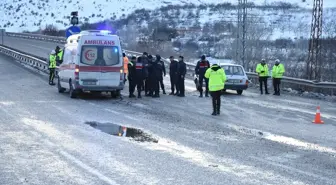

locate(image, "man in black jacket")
[[151, 57, 163, 98], [169, 56, 179, 95], [157, 55, 166, 94], [177, 56, 187, 97], [146, 55, 155, 97], [127, 56, 137, 98], [135, 56, 145, 98], [195, 55, 210, 97]]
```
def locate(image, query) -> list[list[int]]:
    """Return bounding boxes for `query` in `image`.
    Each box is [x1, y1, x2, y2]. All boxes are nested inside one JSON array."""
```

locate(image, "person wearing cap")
[[195, 55, 211, 97], [205, 61, 226, 116], [127, 56, 137, 98], [49, 50, 57, 85], [272, 59, 285, 96], [169, 56, 179, 95], [177, 56, 187, 97], [123, 53, 129, 84], [256, 59, 270, 95]]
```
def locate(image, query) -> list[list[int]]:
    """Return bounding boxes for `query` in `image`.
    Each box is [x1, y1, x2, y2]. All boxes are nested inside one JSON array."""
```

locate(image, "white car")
[[194, 63, 249, 95]]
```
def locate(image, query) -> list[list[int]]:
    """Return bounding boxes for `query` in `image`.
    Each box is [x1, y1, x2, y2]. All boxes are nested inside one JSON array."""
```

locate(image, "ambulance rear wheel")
[[110, 90, 120, 98], [69, 81, 77, 99], [58, 78, 65, 93]]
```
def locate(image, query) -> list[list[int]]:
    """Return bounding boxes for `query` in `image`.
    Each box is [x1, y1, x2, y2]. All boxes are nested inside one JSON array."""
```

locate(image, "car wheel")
[[58, 78, 65, 93], [69, 80, 77, 99], [111, 90, 120, 98], [237, 90, 243, 95]]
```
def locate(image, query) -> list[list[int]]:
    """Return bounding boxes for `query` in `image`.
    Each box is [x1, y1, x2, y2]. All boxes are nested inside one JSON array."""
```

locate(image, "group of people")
[[124, 52, 187, 98], [256, 59, 285, 96]]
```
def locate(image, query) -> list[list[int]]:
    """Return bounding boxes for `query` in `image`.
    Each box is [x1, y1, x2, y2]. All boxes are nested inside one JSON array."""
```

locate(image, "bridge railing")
[[3, 32, 336, 95]]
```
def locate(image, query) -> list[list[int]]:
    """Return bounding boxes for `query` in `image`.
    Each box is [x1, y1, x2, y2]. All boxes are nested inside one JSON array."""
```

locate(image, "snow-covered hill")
[[1, 0, 336, 32]]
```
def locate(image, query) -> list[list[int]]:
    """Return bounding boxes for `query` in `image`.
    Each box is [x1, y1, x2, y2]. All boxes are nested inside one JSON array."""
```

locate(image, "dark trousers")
[[211, 91, 221, 113], [178, 75, 185, 96], [199, 75, 209, 95], [259, 77, 269, 94], [129, 79, 136, 95], [49, 68, 55, 84], [170, 74, 179, 93], [159, 79, 165, 92], [273, 78, 281, 95], [144, 78, 150, 94], [152, 78, 160, 96], [136, 78, 143, 94]]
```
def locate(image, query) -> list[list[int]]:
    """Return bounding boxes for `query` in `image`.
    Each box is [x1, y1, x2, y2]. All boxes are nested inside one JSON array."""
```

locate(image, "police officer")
[[135, 56, 145, 98], [195, 55, 210, 97], [128, 56, 137, 98], [205, 62, 226, 116], [151, 57, 162, 98], [141, 52, 149, 93], [157, 55, 166, 94], [272, 59, 285, 96], [146, 55, 155, 97], [177, 56, 187, 97], [49, 50, 57, 85], [55, 46, 63, 65], [256, 59, 270, 95], [169, 56, 179, 95]]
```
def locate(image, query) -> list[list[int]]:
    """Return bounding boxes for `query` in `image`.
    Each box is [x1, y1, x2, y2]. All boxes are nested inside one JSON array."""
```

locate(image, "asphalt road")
[[0, 36, 336, 185]]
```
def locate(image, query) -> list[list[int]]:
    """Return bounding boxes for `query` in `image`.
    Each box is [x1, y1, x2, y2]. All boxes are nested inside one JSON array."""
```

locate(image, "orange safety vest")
[[123, 57, 129, 74]]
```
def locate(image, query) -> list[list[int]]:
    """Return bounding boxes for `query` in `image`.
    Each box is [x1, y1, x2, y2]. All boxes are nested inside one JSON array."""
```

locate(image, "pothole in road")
[[85, 121, 158, 143]]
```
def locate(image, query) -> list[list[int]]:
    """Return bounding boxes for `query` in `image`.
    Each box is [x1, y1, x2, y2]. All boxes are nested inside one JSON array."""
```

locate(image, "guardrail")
[[4, 31, 336, 95]]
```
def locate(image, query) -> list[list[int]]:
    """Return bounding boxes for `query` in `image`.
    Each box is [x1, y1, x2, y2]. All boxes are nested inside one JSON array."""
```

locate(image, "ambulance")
[[57, 30, 124, 98]]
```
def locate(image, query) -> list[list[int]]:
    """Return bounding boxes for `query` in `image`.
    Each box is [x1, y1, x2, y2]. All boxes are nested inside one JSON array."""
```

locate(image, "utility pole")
[[307, 0, 323, 80], [236, 0, 248, 69]]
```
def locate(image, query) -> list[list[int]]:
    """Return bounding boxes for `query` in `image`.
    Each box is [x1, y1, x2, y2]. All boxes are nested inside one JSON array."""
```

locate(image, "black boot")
[[137, 91, 142, 98], [199, 91, 203, 98], [205, 92, 209, 97], [163, 89, 166, 94]]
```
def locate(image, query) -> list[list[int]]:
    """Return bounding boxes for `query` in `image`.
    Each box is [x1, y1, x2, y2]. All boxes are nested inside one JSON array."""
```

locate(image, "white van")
[[57, 30, 124, 98]]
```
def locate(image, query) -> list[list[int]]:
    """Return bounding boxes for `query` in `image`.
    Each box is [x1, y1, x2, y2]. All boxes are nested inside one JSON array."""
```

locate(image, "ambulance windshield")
[[81, 46, 120, 66]]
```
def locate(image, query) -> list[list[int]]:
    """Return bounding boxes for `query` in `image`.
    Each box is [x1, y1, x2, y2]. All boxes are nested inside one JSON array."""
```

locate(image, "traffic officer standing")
[[49, 50, 57, 85], [256, 59, 270, 95], [128, 56, 137, 98], [55, 46, 63, 65], [195, 55, 210, 97], [272, 59, 285, 96], [123, 53, 129, 84], [169, 56, 179, 95], [177, 56, 187, 97], [205, 62, 226, 116], [157, 55, 166, 94], [135, 56, 145, 98]]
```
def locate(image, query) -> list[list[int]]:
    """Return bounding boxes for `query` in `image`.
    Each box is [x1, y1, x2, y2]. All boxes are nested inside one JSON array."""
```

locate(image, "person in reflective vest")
[[195, 55, 210, 97], [135, 56, 145, 98], [49, 50, 57, 85], [272, 59, 285, 96], [123, 53, 129, 84], [128, 56, 137, 98], [205, 62, 226, 116], [55, 46, 63, 65], [256, 59, 270, 95]]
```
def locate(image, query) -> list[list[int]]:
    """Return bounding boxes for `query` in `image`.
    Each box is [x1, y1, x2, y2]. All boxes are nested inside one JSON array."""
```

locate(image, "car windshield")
[[81, 46, 120, 66], [222, 65, 245, 76]]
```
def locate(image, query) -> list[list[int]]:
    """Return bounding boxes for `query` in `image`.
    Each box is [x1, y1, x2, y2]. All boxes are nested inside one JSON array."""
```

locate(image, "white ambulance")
[[57, 30, 124, 98]]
